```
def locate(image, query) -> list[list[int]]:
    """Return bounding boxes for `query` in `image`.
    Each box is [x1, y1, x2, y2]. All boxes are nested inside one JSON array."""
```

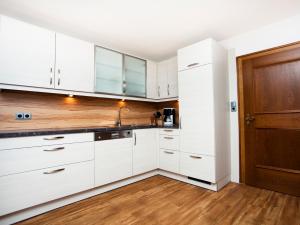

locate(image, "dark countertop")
[[0, 125, 179, 138]]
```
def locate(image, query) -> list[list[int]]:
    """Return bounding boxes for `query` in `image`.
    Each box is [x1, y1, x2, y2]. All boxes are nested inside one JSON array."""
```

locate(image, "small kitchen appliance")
[[163, 108, 176, 127]]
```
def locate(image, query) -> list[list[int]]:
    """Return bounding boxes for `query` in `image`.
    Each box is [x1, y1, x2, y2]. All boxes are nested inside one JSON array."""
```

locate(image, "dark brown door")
[[239, 43, 300, 196]]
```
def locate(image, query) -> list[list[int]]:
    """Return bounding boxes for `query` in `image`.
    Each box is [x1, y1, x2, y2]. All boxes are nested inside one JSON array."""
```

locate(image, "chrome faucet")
[[116, 106, 130, 127]]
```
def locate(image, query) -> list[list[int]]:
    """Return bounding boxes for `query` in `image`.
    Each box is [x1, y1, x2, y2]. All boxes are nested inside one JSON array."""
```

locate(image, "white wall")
[[219, 14, 300, 183]]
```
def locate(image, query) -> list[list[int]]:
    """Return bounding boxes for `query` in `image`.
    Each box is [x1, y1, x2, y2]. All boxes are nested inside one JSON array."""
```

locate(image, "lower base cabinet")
[[179, 152, 216, 183], [0, 161, 94, 216], [95, 138, 133, 187], [159, 149, 179, 174]]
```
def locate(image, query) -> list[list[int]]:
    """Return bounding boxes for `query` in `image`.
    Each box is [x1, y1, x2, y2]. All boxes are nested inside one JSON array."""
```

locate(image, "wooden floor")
[[17, 175, 300, 225]]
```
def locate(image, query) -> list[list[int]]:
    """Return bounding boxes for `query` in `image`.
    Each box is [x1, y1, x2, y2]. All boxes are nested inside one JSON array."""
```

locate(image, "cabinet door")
[[177, 38, 213, 71], [167, 56, 178, 98], [133, 129, 158, 175], [157, 61, 168, 98], [159, 149, 179, 173], [0, 16, 55, 88], [55, 33, 94, 92], [124, 55, 146, 97], [146, 60, 158, 99], [95, 138, 133, 186], [179, 65, 215, 156], [95, 47, 123, 95]]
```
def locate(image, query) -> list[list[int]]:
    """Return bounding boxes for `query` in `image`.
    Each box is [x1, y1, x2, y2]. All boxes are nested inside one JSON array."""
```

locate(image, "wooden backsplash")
[[0, 90, 178, 131]]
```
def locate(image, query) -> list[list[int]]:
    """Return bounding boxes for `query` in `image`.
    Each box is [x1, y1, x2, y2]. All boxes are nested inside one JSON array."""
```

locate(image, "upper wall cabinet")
[[0, 16, 55, 88], [146, 60, 157, 99], [177, 38, 213, 71], [55, 33, 94, 92], [95, 47, 123, 95], [0, 16, 94, 93], [95, 46, 146, 97], [157, 56, 178, 98]]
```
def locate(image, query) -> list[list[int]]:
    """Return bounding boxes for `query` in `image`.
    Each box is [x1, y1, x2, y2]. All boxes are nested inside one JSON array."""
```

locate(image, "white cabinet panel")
[[180, 152, 216, 183], [157, 61, 168, 98], [146, 60, 157, 99], [95, 138, 133, 186], [55, 33, 94, 92], [167, 56, 178, 97], [0, 133, 94, 150], [159, 135, 179, 151], [179, 64, 215, 156], [0, 142, 94, 177], [133, 129, 158, 175], [0, 16, 55, 88], [0, 161, 94, 216], [159, 149, 179, 174], [177, 38, 213, 71]]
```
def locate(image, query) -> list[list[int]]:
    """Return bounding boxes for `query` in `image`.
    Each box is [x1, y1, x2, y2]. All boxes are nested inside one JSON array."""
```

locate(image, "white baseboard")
[[0, 170, 230, 225]]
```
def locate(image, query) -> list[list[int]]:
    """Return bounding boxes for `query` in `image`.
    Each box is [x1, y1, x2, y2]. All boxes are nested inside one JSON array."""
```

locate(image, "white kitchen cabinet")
[[159, 135, 179, 151], [157, 56, 178, 98], [55, 33, 94, 92], [159, 149, 179, 174], [0, 142, 94, 177], [177, 38, 213, 71], [0, 15, 94, 93], [0, 161, 94, 216], [0, 15, 55, 88], [95, 138, 133, 186], [178, 38, 230, 184], [180, 152, 216, 183], [146, 60, 158, 99], [133, 129, 158, 175]]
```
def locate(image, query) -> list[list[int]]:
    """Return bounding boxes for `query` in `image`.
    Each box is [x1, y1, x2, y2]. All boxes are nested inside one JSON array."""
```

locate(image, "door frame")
[[236, 41, 300, 183]]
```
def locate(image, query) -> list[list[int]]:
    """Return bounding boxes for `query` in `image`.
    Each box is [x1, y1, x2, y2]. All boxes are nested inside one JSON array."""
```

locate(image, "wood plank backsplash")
[[0, 90, 178, 131]]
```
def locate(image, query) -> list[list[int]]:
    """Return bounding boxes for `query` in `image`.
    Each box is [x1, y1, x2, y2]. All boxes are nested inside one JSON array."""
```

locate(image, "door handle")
[[190, 155, 202, 159], [187, 63, 199, 68], [245, 113, 255, 125], [164, 150, 174, 154], [43, 147, 65, 152], [43, 136, 65, 140], [43, 168, 65, 174]]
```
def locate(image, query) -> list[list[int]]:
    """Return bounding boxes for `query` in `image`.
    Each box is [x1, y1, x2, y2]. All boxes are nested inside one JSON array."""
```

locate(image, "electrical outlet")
[[16, 112, 24, 120], [24, 113, 32, 120]]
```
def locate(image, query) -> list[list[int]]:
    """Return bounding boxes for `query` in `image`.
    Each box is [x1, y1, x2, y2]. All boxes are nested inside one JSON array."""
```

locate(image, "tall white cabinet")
[[177, 38, 230, 186]]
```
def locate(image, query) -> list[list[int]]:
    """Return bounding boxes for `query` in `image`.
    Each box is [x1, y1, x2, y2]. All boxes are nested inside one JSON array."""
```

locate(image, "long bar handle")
[[43, 136, 65, 140], [163, 137, 174, 140], [134, 132, 137, 146], [187, 63, 199, 68], [190, 155, 202, 159], [164, 150, 174, 154], [43, 147, 65, 152], [43, 168, 65, 174]]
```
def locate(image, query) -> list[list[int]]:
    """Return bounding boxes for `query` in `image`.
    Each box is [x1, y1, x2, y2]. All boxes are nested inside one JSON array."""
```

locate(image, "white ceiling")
[[0, 0, 300, 61]]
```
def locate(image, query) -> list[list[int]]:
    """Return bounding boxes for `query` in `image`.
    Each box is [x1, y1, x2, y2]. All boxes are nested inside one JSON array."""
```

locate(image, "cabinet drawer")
[[159, 128, 179, 136], [159, 135, 179, 150], [180, 152, 216, 183], [0, 133, 94, 150], [0, 142, 94, 177], [159, 149, 179, 174], [0, 161, 94, 216], [177, 39, 213, 71]]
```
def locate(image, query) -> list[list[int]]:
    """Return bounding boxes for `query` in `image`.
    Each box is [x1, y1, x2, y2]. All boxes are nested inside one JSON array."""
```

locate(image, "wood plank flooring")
[[17, 175, 300, 225]]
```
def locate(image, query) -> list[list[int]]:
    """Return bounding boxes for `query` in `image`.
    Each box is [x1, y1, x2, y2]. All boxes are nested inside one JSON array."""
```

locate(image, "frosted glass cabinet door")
[[95, 47, 123, 95], [124, 55, 146, 97]]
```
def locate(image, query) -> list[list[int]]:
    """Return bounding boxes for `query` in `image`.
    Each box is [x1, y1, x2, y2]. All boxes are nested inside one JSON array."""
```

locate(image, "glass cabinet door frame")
[[94, 45, 147, 98]]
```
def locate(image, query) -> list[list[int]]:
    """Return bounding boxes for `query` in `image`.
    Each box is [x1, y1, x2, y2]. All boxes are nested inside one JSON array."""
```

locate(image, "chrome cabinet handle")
[[43, 147, 65, 152], [122, 81, 127, 93], [134, 132, 137, 145], [167, 84, 170, 96], [163, 129, 173, 132], [50, 77, 53, 85], [179, 116, 182, 129], [57, 69, 61, 86], [187, 63, 199, 68], [43, 168, 65, 174], [43, 136, 64, 140], [50, 67, 53, 85], [164, 150, 174, 154], [190, 155, 202, 159], [164, 137, 174, 140]]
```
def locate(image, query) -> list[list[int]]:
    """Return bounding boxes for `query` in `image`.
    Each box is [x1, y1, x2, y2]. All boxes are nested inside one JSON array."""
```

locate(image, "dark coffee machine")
[[163, 108, 176, 127]]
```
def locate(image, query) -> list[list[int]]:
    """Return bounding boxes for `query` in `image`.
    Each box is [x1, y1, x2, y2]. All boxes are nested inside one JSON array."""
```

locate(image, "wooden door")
[[238, 43, 300, 196]]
